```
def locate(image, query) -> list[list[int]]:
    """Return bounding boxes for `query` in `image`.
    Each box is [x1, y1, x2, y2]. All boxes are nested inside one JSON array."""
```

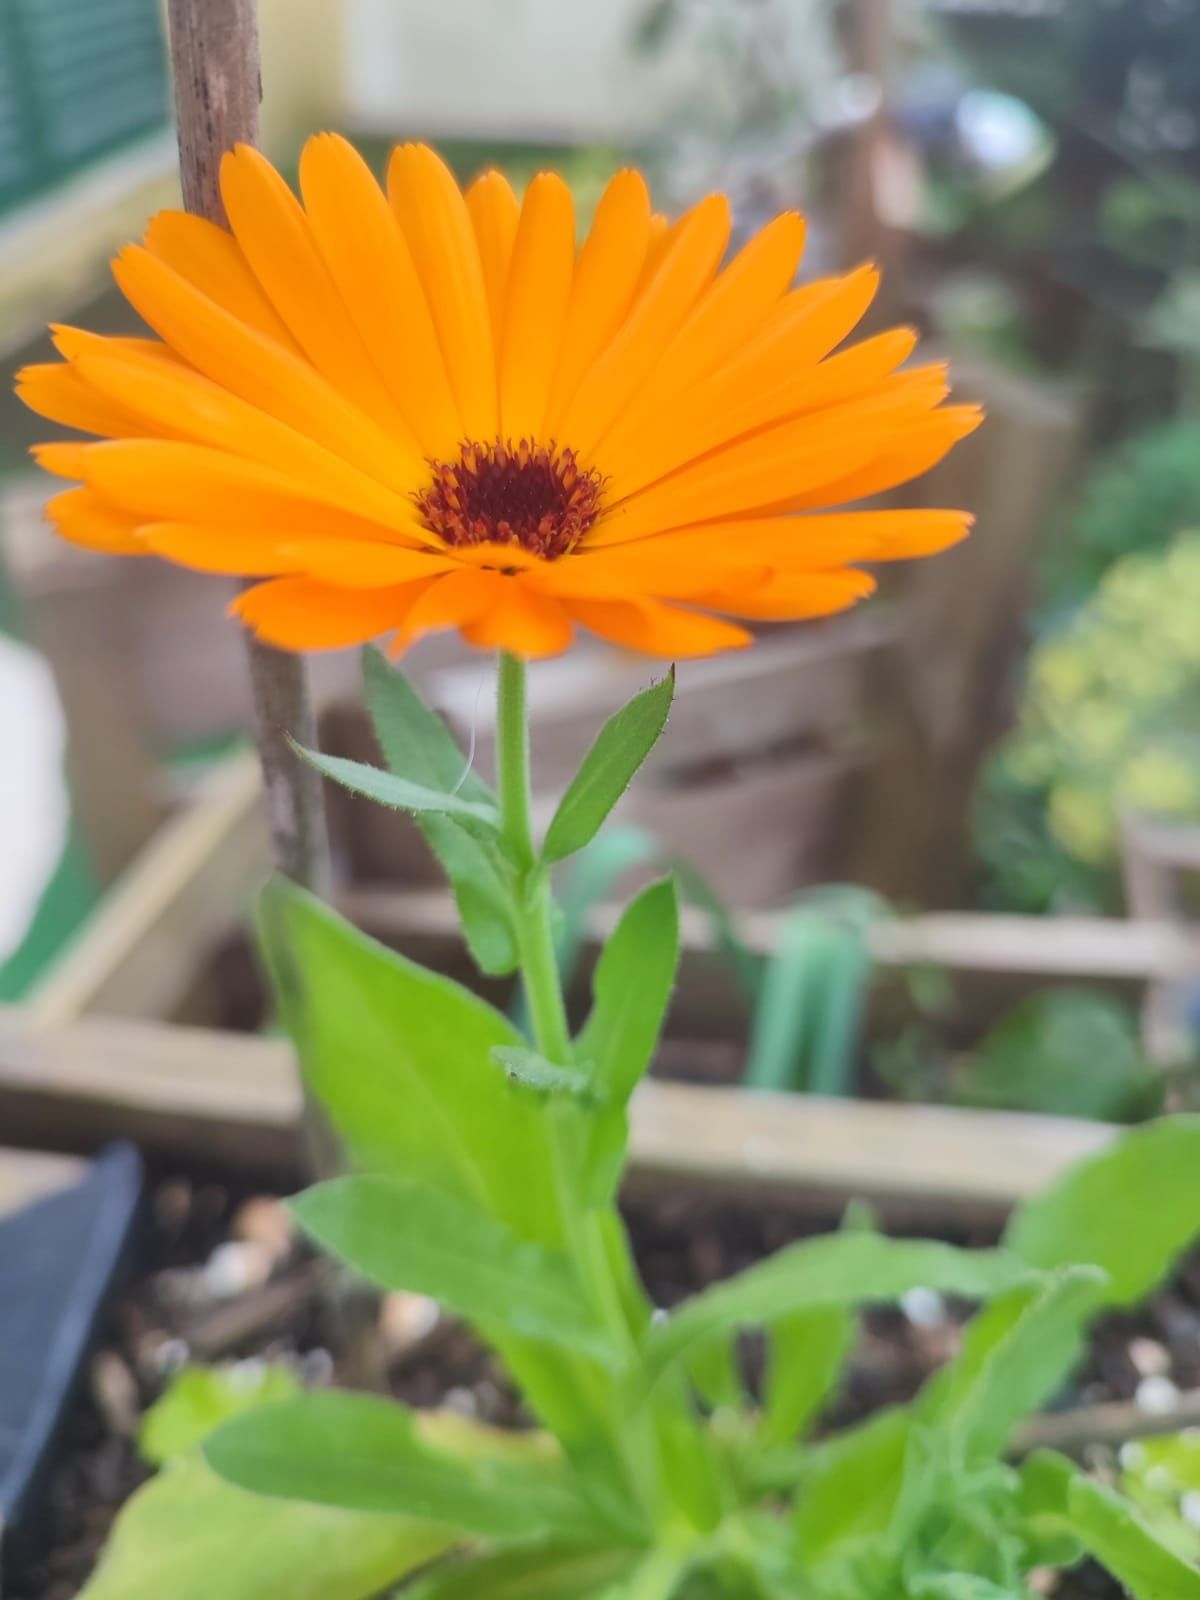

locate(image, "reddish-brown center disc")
[[415, 439, 604, 560]]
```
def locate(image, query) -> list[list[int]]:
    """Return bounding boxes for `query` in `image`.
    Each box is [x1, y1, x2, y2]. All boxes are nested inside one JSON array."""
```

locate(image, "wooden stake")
[[164, 0, 330, 897], [165, 0, 338, 1180]]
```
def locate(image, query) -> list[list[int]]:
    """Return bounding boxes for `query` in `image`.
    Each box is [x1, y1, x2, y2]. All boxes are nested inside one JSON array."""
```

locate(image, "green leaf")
[[645, 1235, 1036, 1382], [257, 878, 560, 1247], [492, 1045, 601, 1100], [576, 877, 680, 1202], [295, 745, 501, 835], [793, 1406, 913, 1562], [140, 1365, 300, 1467], [78, 1453, 456, 1600], [205, 1392, 603, 1540], [1066, 1475, 1200, 1599], [361, 646, 493, 805], [923, 1267, 1108, 1463], [359, 652, 517, 975], [290, 1175, 617, 1364], [761, 1305, 853, 1446], [1005, 1116, 1200, 1306], [419, 814, 519, 976], [910, 1577, 1022, 1599], [542, 671, 674, 864], [404, 1544, 639, 1599]]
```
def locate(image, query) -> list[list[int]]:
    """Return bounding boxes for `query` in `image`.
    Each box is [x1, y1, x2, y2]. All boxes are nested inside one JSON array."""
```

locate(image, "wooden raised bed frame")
[[7, 748, 1199, 1221]]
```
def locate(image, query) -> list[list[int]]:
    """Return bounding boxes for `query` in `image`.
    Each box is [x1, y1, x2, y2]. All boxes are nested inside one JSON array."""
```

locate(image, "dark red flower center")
[[414, 439, 604, 560]]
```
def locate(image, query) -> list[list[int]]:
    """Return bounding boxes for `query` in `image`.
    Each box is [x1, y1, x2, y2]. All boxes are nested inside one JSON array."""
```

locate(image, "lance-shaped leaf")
[[205, 1391, 603, 1542], [404, 1544, 640, 1599], [1005, 1115, 1200, 1307], [362, 646, 494, 804], [361, 651, 517, 975], [295, 745, 501, 836], [258, 878, 559, 1247], [644, 1235, 1036, 1383], [290, 1175, 618, 1365], [575, 878, 680, 1202], [541, 671, 674, 864]]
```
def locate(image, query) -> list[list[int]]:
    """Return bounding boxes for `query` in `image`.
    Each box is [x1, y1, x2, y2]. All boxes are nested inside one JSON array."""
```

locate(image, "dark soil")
[[9, 1172, 1198, 1599]]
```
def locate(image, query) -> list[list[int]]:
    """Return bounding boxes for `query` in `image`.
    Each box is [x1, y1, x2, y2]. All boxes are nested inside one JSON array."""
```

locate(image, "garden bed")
[[9, 1159, 1199, 1600]]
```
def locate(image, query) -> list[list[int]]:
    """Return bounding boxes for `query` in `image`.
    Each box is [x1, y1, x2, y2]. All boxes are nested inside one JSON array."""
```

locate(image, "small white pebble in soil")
[[299, 1347, 335, 1387], [651, 1307, 669, 1327], [379, 1291, 440, 1357], [154, 1336, 191, 1376], [231, 1196, 295, 1266], [902, 1287, 946, 1329], [226, 1358, 271, 1395], [1128, 1337, 1171, 1379], [1120, 1441, 1146, 1470], [1135, 1375, 1181, 1415], [201, 1240, 274, 1299], [444, 1386, 478, 1418], [90, 1350, 139, 1439], [1027, 1568, 1059, 1596], [1181, 1491, 1200, 1531]]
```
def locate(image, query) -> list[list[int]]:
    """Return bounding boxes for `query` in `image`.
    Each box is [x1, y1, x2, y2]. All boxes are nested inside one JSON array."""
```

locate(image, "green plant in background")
[[1121, 1432, 1200, 1568], [77, 649, 1200, 1599], [876, 988, 1176, 1126], [1040, 419, 1200, 610], [978, 530, 1200, 914]]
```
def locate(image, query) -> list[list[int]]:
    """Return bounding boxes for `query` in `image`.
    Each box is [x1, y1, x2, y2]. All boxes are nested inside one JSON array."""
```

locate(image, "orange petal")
[[77, 439, 428, 545], [702, 567, 877, 621], [283, 539, 458, 588], [557, 192, 732, 462], [462, 579, 574, 658], [545, 169, 652, 429], [141, 523, 303, 576], [219, 144, 414, 441], [299, 133, 462, 458], [567, 596, 752, 658], [601, 325, 919, 500], [466, 169, 521, 343], [783, 406, 984, 512], [15, 362, 154, 438], [74, 349, 429, 538], [232, 576, 433, 651], [32, 442, 91, 479], [499, 172, 575, 441], [111, 246, 428, 494], [388, 143, 497, 440], [597, 210, 806, 459], [45, 487, 147, 554], [144, 210, 303, 354]]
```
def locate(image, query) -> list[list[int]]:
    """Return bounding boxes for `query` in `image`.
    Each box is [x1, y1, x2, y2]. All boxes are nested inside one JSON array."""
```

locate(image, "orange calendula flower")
[[16, 136, 980, 660]]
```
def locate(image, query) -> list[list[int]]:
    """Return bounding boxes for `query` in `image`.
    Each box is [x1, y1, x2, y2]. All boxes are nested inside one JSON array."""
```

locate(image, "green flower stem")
[[495, 652, 572, 1065]]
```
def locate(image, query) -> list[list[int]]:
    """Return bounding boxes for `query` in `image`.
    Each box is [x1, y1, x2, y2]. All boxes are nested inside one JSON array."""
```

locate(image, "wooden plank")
[[0, 1010, 1114, 1216], [23, 749, 267, 1027], [341, 886, 1200, 982]]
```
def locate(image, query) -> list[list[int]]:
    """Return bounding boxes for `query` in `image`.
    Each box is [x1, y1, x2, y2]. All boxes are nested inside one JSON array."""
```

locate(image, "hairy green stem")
[[496, 652, 572, 1063]]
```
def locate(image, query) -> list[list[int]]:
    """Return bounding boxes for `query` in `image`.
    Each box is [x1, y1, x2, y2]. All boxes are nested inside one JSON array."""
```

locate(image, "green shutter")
[[0, 0, 169, 217]]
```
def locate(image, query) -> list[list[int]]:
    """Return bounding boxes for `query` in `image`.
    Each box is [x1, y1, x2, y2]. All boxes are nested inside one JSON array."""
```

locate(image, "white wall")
[[343, 0, 697, 142]]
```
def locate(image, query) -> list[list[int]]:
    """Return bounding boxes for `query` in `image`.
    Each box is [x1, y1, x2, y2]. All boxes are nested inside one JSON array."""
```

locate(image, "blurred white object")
[[0, 631, 69, 964], [345, 0, 694, 140]]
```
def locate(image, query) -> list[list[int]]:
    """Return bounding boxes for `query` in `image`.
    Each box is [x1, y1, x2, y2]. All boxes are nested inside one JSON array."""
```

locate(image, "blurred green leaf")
[[206, 1391, 602, 1540], [1065, 1475, 1200, 1600], [1005, 1116, 1200, 1306], [257, 877, 560, 1247], [291, 1175, 617, 1363], [646, 1237, 1035, 1382], [140, 1365, 300, 1468]]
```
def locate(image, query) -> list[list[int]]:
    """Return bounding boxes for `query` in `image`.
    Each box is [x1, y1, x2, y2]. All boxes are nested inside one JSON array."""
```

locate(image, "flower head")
[[17, 137, 979, 658]]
